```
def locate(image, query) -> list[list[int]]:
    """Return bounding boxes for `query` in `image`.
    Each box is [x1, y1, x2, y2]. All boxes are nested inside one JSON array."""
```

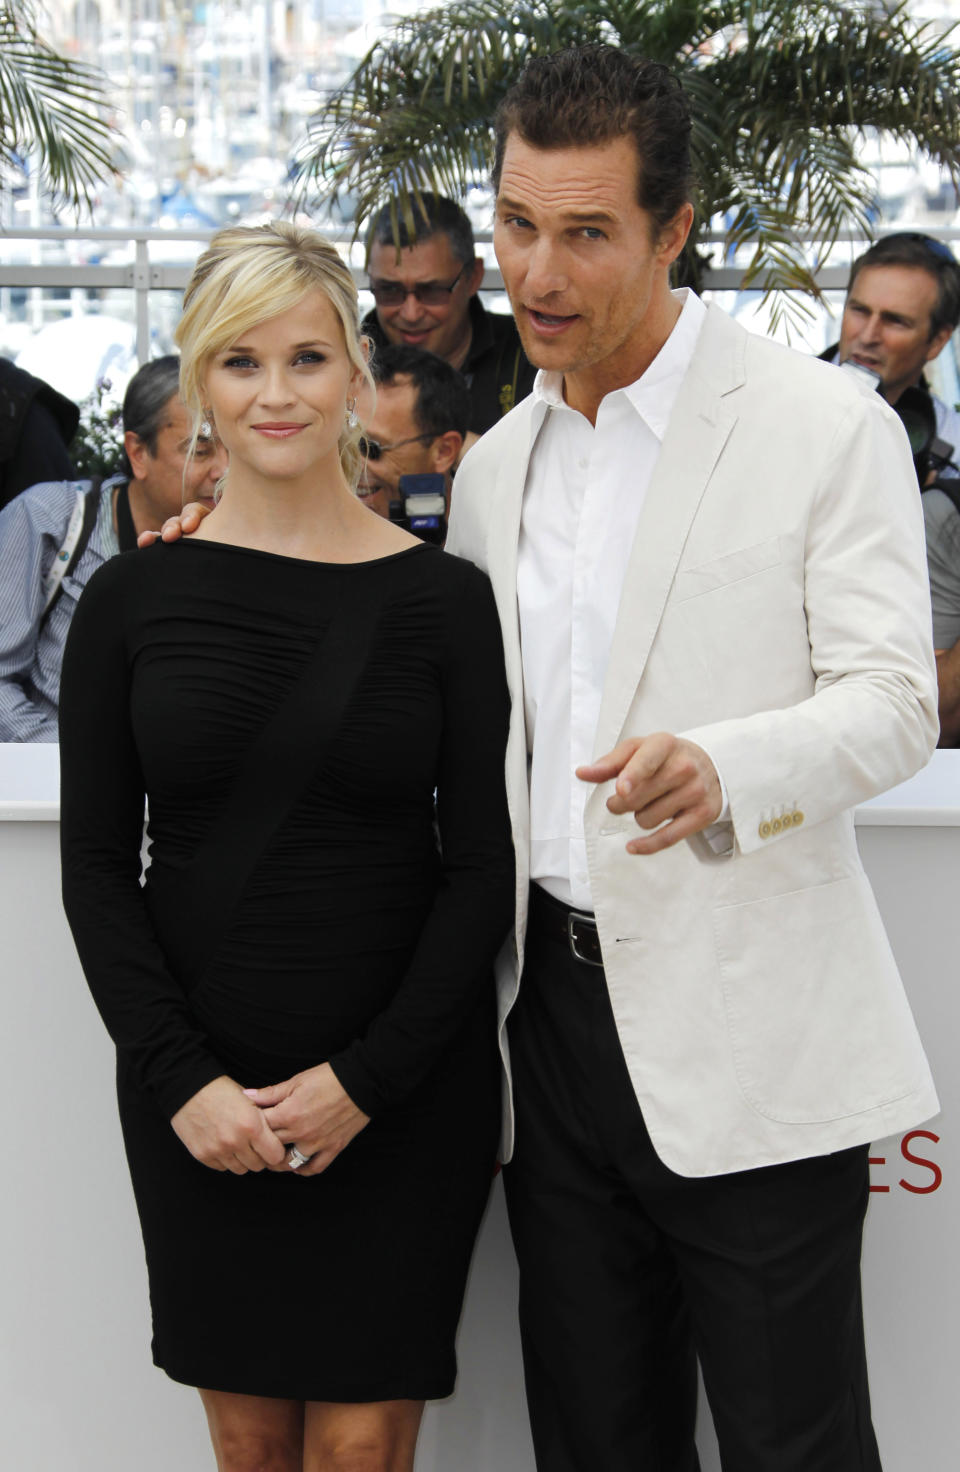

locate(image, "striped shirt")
[[0, 476, 125, 742]]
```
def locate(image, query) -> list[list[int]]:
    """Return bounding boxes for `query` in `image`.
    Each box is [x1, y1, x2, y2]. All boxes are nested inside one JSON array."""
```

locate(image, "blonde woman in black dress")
[[59, 223, 514, 1471]]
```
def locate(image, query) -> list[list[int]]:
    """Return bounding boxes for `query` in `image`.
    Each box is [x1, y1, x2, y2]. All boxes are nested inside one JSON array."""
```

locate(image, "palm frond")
[[293, 0, 960, 316], [0, 2, 115, 210]]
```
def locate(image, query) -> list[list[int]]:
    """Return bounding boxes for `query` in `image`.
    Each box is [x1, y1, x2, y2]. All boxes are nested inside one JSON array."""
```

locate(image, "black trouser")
[[503, 885, 882, 1472]]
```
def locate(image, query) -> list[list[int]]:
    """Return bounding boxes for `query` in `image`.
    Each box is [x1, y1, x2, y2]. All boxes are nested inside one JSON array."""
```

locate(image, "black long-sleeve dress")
[[59, 537, 514, 1402]]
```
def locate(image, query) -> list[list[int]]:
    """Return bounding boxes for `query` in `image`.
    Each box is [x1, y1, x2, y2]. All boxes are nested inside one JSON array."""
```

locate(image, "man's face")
[[128, 395, 227, 518], [493, 133, 692, 414], [838, 264, 953, 405], [367, 234, 482, 366], [357, 378, 439, 519]]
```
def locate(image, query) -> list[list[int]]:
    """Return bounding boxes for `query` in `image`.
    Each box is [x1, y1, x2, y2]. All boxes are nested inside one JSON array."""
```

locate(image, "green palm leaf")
[[0, 0, 114, 210], [295, 0, 960, 315]]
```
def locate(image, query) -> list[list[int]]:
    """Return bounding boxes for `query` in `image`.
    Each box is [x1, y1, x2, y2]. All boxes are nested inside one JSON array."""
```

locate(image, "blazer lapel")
[[592, 306, 745, 759], [483, 401, 546, 891], [483, 401, 544, 716]]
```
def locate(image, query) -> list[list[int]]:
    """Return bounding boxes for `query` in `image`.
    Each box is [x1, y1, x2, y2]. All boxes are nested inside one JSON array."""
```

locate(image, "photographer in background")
[[825, 232, 960, 744], [0, 357, 225, 742], [358, 344, 470, 543], [363, 193, 535, 440], [0, 358, 78, 512]]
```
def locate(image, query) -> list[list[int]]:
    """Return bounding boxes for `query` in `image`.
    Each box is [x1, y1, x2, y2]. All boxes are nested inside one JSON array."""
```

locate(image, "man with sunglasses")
[[827, 233, 960, 745], [363, 193, 536, 438], [356, 345, 470, 529]]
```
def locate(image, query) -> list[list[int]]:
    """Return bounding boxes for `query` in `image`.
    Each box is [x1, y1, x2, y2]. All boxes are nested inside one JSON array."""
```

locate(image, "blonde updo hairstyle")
[[175, 221, 373, 491]]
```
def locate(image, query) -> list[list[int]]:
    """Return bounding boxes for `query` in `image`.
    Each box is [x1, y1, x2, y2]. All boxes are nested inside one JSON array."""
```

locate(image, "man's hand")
[[170, 1075, 287, 1173], [577, 733, 722, 855], [136, 500, 213, 548], [244, 1064, 370, 1178]]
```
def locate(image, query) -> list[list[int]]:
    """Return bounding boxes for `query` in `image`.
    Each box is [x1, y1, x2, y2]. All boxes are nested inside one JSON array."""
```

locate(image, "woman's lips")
[[254, 423, 307, 438]]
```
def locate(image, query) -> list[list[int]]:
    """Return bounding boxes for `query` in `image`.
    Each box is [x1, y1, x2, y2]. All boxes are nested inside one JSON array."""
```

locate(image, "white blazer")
[[447, 303, 940, 1176]]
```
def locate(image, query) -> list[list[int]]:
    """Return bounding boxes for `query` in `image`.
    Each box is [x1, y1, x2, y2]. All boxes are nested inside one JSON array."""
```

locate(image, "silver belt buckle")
[[567, 910, 603, 967]]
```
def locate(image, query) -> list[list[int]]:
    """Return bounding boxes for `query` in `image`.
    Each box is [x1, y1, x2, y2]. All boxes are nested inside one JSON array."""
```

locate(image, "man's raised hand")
[[577, 733, 722, 855]]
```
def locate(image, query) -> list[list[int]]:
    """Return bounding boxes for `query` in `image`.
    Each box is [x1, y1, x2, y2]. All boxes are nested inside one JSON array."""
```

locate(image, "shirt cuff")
[[695, 743, 734, 856]]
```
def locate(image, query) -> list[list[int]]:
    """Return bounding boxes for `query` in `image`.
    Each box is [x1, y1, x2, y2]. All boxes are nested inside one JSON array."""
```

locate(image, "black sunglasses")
[[368, 261, 469, 308], [359, 432, 435, 461]]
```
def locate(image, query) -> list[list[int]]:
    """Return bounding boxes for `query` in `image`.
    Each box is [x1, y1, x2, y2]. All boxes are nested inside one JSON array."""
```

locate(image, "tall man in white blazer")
[[446, 44, 939, 1472]]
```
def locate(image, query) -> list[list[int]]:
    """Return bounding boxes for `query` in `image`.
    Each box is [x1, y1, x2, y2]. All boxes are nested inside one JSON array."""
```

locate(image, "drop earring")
[[346, 397, 359, 430]]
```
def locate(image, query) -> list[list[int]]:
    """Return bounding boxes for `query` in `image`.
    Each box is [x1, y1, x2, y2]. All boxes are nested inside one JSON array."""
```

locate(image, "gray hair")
[[121, 356, 181, 470]]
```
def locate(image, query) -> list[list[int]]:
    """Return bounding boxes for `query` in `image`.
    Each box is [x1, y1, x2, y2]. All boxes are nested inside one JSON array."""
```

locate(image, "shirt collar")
[[531, 288, 707, 440]]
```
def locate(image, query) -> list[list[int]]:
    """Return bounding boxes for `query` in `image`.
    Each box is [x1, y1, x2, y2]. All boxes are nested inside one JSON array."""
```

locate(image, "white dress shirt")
[[517, 289, 713, 910]]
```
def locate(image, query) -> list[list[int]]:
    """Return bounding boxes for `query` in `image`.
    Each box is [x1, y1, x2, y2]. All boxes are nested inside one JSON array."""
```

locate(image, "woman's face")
[[202, 289, 362, 489]]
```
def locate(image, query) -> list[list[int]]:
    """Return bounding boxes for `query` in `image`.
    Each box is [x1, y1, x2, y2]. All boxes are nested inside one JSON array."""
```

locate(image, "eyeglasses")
[[358, 432, 435, 461], [368, 261, 469, 308]]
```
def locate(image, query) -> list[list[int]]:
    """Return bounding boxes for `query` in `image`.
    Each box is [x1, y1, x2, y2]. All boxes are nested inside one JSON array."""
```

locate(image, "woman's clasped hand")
[[243, 1063, 371, 1176]]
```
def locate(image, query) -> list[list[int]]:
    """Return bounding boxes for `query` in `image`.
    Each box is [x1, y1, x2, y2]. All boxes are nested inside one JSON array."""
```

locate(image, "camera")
[[891, 385, 955, 486], [393, 472, 447, 545], [838, 358, 955, 486]]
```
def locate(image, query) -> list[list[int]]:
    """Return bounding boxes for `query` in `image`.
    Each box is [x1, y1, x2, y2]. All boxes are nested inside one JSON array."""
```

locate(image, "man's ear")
[[124, 430, 150, 483], [924, 325, 954, 366], [429, 430, 463, 476], [657, 203, 695, 269], [466, 257, 485, 298]]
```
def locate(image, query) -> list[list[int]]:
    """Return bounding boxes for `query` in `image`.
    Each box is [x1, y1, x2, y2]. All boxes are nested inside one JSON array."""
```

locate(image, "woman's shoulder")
[[78, 538, 200, 612], [433, 544, 494, 594]]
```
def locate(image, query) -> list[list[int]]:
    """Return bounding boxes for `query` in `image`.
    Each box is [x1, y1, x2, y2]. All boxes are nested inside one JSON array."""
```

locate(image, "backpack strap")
[[40, 477, 103, 623], [496, 339, 524, 419]]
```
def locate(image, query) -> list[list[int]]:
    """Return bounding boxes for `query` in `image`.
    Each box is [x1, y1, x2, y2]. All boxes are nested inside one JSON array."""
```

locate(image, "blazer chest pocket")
[[673, 537, 781, 602]]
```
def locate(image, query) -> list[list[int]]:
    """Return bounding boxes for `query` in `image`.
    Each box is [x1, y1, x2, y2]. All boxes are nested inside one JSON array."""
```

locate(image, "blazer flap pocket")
[[674, 537, 781, 602]]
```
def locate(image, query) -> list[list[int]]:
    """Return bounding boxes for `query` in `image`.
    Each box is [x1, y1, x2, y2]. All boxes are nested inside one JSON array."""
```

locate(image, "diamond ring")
[[287, 1146, 310, 1170]]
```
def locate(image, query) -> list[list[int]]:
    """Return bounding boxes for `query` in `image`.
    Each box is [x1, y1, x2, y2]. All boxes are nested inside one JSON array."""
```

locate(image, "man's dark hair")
[[848, 233, 960, 339], [366, 193, 476, 269], [371, 344, 470, 440], [492, 44, 694, 235], [122, 355, 181, 453]]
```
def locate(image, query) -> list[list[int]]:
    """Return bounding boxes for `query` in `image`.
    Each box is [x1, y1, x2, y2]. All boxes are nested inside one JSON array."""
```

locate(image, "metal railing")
[[3, 222, 960, 365]]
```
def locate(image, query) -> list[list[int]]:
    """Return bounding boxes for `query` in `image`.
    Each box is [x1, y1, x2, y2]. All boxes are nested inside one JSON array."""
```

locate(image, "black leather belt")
[[529, 885, 604, 968]]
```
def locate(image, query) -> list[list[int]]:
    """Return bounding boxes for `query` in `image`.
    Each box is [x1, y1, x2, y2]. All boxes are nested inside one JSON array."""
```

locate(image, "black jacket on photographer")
[[363, 297, 536, 437], [0, 359, 78, 512]]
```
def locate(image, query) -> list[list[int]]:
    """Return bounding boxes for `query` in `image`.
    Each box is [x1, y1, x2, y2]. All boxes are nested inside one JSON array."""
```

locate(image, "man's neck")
[[118, 479, 160, 540], [884, 374, 925, 408], [562, 289, 684, 425], [446, 319, 474, 374]]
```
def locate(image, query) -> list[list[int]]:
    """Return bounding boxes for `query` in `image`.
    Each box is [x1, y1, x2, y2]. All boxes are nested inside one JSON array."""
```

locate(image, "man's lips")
[[253, 423, 307, 438], [525, 307, 579, 336]]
